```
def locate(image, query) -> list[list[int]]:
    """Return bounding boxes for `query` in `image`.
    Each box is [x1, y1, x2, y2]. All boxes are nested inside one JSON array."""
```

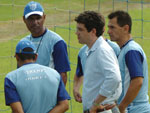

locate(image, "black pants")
[[83, 108, 107, 113], [83, 110, 90, 113]]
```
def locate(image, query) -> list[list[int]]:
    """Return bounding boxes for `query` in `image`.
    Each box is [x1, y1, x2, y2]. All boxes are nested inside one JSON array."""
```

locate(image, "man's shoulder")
[[36, 64, 60, 77], [25, 63, 61, 80], [78, 45, 88, 56], [46, 29, 63, 40], [107, 39, 119, 47], [79, 45, 88, 52], [5, 69, 19, 81], [96, 39, 117, 59], [125, 40, 143, 52], [19, 35, 31, 44], [106, 39, 120, 56]]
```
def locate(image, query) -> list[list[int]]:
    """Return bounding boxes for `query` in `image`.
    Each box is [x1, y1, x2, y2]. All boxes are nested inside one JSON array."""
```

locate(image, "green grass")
[[0, 0, 150, 113]]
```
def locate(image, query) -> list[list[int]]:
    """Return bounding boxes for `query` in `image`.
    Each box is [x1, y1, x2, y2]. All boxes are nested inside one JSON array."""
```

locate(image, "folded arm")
[[119, 77, 143, 113], [49, 100, 69, 113], [10, 102, 24, 113]]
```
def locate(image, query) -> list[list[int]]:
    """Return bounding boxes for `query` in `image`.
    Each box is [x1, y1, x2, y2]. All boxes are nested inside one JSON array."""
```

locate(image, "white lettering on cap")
[[30, 3, 37, 10]]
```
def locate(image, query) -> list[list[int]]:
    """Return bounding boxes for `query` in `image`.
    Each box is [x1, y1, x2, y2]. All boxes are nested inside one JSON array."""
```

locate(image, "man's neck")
[[32, 27, 46, 38], [118, 34, 132, 48], [19, 60, 35, 67], [87, 36, 98, 49]]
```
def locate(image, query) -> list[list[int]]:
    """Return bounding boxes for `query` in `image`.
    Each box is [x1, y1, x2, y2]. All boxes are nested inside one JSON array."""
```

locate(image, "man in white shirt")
[[74, 11, 122, 113]]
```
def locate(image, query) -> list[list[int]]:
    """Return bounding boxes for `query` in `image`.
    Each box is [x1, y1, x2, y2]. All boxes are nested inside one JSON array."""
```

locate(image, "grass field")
[[0, 0, 150, 113]]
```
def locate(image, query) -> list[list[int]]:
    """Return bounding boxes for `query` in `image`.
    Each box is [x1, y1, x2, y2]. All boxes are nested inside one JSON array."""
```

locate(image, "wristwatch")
[[92, 101, 99, 106]]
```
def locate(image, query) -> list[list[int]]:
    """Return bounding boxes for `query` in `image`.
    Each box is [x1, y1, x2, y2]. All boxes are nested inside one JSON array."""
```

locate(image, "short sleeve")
[[52, 40, 71, 73], [4, 78, 21, 105], [125, 50, 144, 79], [76, 56, 83, 77], [57, 77, 70, 102]]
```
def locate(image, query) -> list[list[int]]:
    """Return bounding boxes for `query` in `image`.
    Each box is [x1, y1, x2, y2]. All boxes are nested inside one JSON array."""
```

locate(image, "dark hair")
[[16, 47, 36, 61], [75, 11, 105, 37], [108, 10, 132, 33]]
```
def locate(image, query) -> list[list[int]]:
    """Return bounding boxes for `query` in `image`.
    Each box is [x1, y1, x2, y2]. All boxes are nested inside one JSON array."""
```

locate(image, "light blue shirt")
[[117, 39, 150, 113], [106, 39, 120, 57], [76, 39, 120, 76], [22, 29, 70, 73], [82, 37, 122, 110], [5, 63, 70, 113], [76, 45, 88, 76]]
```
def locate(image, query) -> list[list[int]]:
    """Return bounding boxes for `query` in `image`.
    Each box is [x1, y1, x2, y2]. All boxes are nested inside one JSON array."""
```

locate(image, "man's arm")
[[53, 41, 71, 86], [4, 78, 23, 113], [90, 95, 117, 113], [73, 54, 84, 103], [60, 72, 67, 86], [10, 102, 24, 113], [119, 50, 144, 113], [49, 100, 69, 113], [54, 76, 70, 113], [119, 77, 143, 113], [73, 75, 83, 103], [90, 94, 107, 113]]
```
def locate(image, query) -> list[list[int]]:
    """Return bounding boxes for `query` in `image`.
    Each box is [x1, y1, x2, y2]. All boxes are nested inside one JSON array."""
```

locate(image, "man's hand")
[[73, 89, 82, 103], [90, 103, 116, 113], [118, 77, 143, 113], [73, 75, 83, 103]]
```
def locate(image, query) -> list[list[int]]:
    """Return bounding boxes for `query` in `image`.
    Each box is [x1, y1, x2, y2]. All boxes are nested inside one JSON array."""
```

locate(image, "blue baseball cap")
[[16, 40, 36, 54], [24, 1, 44, 19]]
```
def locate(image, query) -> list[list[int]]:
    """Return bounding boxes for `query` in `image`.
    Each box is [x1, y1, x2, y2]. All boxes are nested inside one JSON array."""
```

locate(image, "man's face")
[[75, 23, 90, 44], [24, 14, 45, 36], [107, 17, 124, 42]]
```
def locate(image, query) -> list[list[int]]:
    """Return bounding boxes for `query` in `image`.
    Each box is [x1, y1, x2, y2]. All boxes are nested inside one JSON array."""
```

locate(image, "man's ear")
[[123, 24, 130, 33], [103, 26, 105, 33], [42, 14, 46, 23], [91, 28, 97, 35], [15, 54, 20, 62], [43, 14, 46, 19], [34, 54, 38, 61], [23, 16, 26, 23]]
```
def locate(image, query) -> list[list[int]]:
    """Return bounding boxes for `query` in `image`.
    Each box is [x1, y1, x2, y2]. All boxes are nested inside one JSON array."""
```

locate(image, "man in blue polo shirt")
[[22, 1, 70, 85], [4, 40, 70, 113], [108, 10, 150, 113]]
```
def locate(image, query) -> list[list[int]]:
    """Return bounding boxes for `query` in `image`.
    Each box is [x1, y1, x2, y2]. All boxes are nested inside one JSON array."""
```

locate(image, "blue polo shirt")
[[106, 39, 120, 57], [23, 29, 70, 73], [5, 63, 70, 113], [117, 39, 150, 112]]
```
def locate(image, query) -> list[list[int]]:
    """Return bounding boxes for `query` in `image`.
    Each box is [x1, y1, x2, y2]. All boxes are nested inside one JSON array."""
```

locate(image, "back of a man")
[[6, 64, 60, 113], [4, 40, 70, 113]]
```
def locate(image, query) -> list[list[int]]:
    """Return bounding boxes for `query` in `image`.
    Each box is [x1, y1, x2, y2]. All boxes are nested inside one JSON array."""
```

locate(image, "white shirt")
[[82, 36, 122, 110]]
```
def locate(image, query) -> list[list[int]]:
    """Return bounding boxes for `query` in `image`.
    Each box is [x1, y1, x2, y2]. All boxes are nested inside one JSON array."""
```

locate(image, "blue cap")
[[16, 40, 36, 54], [24, 1, 44, 19]]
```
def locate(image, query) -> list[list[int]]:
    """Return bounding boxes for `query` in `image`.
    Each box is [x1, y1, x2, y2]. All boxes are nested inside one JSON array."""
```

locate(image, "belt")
[[83, 109, 106, 113], [83, 110, 90, 113]]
